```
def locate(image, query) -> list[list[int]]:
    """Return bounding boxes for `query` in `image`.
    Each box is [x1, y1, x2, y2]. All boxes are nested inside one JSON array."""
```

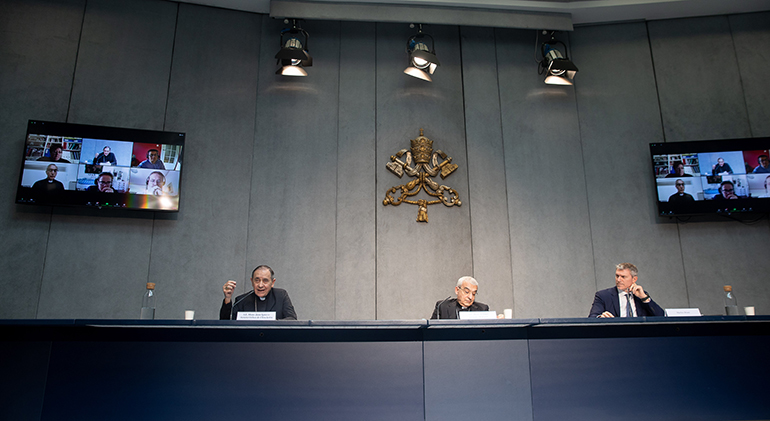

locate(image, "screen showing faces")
[[651, 138, 770, 216], [16, 121, 185, 212]]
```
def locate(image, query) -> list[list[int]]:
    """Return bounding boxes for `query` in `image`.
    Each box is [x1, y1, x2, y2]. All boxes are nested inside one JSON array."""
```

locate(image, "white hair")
[[456, 276, 478, 288]]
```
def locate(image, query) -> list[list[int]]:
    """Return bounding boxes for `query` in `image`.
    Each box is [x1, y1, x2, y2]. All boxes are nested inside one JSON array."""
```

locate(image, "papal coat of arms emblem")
[[382, 129, 461, 222]]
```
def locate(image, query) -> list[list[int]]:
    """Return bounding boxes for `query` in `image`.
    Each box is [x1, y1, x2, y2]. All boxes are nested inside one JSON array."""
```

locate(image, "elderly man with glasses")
[[668, 179, 694, 203], [431, 276, 489, 319]]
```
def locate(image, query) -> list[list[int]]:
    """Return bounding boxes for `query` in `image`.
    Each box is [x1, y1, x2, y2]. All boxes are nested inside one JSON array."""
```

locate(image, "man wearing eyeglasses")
[[713, 180, 739, 200], [668, 179, 694, 203], [86, 172, 116, 193], [430, 276, 489, 319], [220, 265, 297, 320], [32, 164, 65, 193]]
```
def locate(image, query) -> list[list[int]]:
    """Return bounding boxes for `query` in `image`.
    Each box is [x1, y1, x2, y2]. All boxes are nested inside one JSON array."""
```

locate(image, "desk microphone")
[[230, 289, 254, 320], [435, 296, 452, 319]]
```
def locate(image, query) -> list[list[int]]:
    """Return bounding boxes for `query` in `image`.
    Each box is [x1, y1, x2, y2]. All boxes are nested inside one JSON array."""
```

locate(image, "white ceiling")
[[172, 0, 770, 25]]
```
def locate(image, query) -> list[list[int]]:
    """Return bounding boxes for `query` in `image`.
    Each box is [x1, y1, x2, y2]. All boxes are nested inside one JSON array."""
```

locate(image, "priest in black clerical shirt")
[[32, 164, 65, 194], [431, 276, 489, 319], [220, 265, 297, 320], [668, 179, 694, 203]]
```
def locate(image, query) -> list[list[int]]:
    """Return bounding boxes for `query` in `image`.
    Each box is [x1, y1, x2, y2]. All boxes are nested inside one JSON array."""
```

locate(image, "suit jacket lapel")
[[633, 296, 645, 316], [611, 287, 621, 317]]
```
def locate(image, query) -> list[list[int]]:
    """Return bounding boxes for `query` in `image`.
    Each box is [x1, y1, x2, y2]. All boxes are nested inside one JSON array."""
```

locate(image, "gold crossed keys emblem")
[[383, 129, 461, 223]]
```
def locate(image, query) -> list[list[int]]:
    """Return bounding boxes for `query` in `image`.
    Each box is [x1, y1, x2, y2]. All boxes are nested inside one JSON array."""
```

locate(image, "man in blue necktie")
[[589, 263, 664, 318]]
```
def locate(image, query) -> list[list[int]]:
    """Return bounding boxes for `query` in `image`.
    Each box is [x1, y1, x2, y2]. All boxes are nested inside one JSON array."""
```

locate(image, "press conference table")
[[1, 316, 768, 421]]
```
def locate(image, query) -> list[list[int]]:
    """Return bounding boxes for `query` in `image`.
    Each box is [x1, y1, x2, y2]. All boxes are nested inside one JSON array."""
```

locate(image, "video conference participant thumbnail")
[[81, 139, 131, 167], [18, 161, 79, 203], [752, 154, 770, 173], [139, 149, 164, 169], [220, 265, 297, 320], [665, 161, 693, 178], [712, 157, 732, 175], [94, 146, 118, 166], [37, 144, 71, 163], [746, 174, 770, 198], [85, 172, 120, 193], [32, 164, 65, 193], [132, 143, 183, 171], [127, 168, 180, 196], [712, 180, 738, 200], [668, 179, 694, 203]]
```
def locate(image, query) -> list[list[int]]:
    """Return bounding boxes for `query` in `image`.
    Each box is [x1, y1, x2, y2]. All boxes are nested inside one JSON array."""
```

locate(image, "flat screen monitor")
[[16, 120, 185, 212], [651, 138, 770, 216]]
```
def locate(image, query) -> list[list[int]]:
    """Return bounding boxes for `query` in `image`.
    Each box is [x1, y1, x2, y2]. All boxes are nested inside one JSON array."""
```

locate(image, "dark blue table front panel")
[[3, 318, 769, 421], [0, 341, 51, 421], [424, 339, 533, 421], [41, 341, 425, 421], [529, 335, 770, 421]]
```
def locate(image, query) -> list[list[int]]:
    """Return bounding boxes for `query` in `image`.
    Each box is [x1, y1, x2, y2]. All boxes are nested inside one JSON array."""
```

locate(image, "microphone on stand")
[[230, 289, 254, 320], [435, 296, 452, 320]]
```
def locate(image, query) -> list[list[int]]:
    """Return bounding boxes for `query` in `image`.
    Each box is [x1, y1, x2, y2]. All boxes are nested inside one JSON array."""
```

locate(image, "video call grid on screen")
[[650, 138, 770, 216], [17, 121, 185, 212]]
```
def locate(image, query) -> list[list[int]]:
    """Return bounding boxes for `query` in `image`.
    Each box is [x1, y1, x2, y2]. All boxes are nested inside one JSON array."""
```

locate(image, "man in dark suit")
[[431, 276, 489, 319], [589, 263, 664, 318], [220, 265, 297, 320]]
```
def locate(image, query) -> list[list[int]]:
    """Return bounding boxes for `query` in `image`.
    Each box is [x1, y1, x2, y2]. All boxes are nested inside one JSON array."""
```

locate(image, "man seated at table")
[[94, 146, 118, 166], [589, 263, 664, 318], [431, 276, 489, 319], [219, 265, 297, 320]]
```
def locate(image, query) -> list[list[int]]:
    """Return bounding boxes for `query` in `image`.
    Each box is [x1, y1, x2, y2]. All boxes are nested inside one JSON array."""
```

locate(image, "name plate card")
[[236, 311, 276, 321], [458, 311, 498, 320], [664, 308, 702, 317]]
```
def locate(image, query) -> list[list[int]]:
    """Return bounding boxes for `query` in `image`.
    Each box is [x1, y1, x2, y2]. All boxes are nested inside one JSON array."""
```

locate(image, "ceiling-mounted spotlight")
[[537, 31, 578, 85], [275, 19, 312, 76], [404, 24, 440, 82]]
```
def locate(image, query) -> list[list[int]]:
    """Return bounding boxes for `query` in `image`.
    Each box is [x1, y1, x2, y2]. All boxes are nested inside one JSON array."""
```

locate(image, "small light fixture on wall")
[[404, 24, 440, 82], [537, 31, 578, 85], [275, 19, 312, 76]]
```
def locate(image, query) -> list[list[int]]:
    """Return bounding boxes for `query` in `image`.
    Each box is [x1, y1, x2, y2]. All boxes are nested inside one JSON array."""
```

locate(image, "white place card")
[[664, 308, 702, 317], [458, 311, 498, 320], [236, 311, 276, 320]]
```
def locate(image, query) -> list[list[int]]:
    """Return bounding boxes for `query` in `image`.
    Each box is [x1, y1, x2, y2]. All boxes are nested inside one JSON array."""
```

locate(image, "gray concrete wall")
[[1, 0, 768, 320]]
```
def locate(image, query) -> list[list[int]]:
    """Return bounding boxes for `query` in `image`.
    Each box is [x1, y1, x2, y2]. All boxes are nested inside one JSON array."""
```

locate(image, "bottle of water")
[[723, 285, 738, 316], [140, 282, 156, 319]]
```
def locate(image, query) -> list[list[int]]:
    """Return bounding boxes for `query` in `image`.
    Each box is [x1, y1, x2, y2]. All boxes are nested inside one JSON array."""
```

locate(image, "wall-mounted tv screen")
[[16, 120, 185, 212], [651, 138, 770, 216]]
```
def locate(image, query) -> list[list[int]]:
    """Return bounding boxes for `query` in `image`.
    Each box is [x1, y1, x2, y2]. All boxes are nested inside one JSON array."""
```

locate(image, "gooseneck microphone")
[[229, 290, 255, 320], [435, 296, 452, 320]]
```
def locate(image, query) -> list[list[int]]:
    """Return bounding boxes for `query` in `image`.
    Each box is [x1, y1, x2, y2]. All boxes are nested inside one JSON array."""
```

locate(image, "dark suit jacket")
[[430, 298, 489, 319], [220, 287, 297, 320], [589, 286, 664, 318]]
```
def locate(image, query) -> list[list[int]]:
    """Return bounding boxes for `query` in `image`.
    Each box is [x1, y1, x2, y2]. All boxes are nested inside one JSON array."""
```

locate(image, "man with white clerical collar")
[[431, 276, 489, 319], [220, 265, 297, 320]]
